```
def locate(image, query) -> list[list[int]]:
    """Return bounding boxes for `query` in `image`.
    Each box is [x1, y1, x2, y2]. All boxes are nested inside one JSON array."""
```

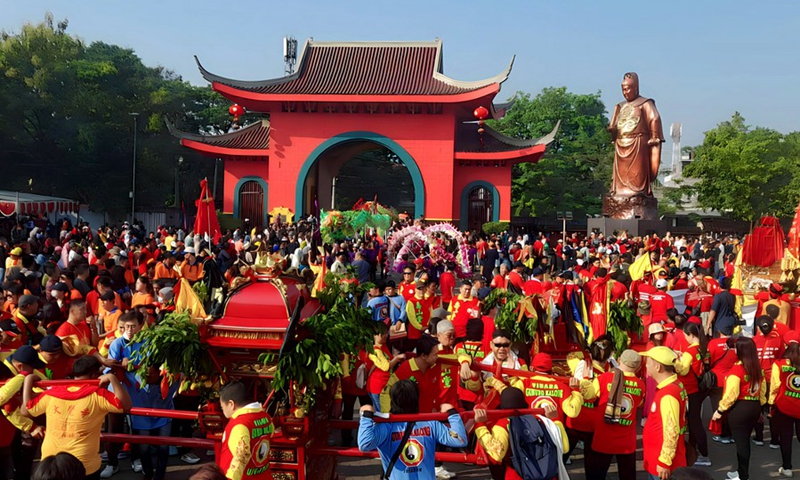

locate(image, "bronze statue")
[[604, 72, 664, 219]]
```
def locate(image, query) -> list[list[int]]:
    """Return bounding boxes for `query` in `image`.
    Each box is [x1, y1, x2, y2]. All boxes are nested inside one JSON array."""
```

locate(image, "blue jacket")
[[358, 412, 467, 479]]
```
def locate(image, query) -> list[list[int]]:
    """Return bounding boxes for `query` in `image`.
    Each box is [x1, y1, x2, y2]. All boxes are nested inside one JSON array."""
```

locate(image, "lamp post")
[[130, 112, 140, 223]]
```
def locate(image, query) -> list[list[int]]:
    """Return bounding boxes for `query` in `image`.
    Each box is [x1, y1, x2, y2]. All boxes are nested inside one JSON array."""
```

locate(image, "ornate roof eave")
[[195, 38, 514, 95], [165, 118, 270, 157], [491, 97, 516, 119], [211, 81, 501, 106], [453, 121, 560, 162]]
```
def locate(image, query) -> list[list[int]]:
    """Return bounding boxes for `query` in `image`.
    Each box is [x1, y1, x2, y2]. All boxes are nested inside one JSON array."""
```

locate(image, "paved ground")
[[107, 398, 800, 479]]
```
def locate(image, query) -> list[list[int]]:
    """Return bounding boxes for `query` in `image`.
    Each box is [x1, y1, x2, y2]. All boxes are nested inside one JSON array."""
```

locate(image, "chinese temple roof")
[[196, 39, 513, 98], [454, 121, 559, 162], [165, 119, 270, 156]]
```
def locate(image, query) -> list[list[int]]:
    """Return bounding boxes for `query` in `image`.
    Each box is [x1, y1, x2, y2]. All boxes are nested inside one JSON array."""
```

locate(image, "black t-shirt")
[[711, 291, 737, 333]]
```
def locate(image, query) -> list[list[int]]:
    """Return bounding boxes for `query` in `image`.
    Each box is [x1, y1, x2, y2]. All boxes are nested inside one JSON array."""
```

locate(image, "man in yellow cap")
[[4, 247, 23, 281], [640, 346, 687, 480]]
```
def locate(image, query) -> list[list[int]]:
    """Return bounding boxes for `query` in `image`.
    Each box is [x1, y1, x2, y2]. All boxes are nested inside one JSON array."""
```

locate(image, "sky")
[[3, 0, 800, 147]]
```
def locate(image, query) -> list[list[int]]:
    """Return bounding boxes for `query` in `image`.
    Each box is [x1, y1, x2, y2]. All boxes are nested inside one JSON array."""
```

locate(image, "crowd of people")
[[0, 214, 794, 480]]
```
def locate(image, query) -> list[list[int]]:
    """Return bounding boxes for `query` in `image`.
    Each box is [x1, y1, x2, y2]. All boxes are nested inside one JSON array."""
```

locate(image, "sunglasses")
[[403, 272, 413, 275], [493, 342, 511, 348]]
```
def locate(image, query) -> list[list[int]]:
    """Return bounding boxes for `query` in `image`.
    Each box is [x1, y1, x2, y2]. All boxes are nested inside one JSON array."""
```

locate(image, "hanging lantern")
[[229, 104, 246, 117], [473, 106, 489, 121]]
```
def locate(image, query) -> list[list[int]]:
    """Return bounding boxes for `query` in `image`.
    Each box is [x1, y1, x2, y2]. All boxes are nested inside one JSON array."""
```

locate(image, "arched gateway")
[[169, 39, 558, 228]]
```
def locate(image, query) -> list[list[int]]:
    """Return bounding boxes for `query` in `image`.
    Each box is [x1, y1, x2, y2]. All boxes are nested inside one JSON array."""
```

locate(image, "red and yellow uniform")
[[220, 403, 274, 480], [55, 321, 97, 357], [770, 359, 800, 418], [437, 346, 459, 407], [405, 293, 432, 341], [367, 344, 393, 412], [454, 340, 486, 405], [385, 359, 441, 414], [583, 371, 644, 455], [475, 417, 523, 480], [567, 360, 606, 432], [398, 281, 415, 301], [643, 375, 687, 476], [524, 374, 582, 450], [719, 363, 766, 410], [27, 385, 124, 475], [676, 343, 703, 395], [448, 294, 480, 339]]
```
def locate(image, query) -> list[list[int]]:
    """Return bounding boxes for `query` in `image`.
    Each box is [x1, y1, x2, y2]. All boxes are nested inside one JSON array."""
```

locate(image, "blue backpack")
[[508, 415, 560, 480]]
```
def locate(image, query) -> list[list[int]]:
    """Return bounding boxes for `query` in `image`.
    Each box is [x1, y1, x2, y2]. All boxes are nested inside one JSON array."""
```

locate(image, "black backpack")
[[508, 415, 560, 480]]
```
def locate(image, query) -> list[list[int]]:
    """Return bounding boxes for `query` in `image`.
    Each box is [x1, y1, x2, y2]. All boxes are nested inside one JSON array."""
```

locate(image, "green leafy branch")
[[131, 311, 215, 381], [607, 300, 643, 355]]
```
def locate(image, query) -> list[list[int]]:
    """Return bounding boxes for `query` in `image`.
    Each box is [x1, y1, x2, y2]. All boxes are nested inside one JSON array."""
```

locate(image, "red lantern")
[[473, 106, 489, 121], [229, 104, 245, 117]]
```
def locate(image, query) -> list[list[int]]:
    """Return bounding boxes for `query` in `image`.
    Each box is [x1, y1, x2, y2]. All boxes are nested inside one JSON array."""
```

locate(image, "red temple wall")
[[452, 165, 512, 223], [222, 159, 269, 214], [265, 111, 457, 220]]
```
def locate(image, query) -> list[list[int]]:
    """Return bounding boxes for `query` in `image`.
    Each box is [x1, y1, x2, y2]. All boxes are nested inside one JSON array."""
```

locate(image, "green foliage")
[[192, 281, 209, 304], [0, 15, 228, 215], [131, 311, 215, 380], [682, 113, 800, 220], [481, 288, 514, 315], [264, 278, 378, 394], [493, 295, 541, 345], [606, 300, 643, 355], [491, 87, 613, 217], [481, 221, 510, 235]]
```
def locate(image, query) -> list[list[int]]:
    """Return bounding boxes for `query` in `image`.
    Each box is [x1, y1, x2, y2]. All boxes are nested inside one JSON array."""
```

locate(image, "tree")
[[682, 113, 800, 221], [0, 14, 228, 216], [490, 87, 613, 217]]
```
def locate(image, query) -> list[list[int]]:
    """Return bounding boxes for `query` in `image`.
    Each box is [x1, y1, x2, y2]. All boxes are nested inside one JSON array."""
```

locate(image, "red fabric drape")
[[742, 216, 785, 266], [193, 179, 222, 244]]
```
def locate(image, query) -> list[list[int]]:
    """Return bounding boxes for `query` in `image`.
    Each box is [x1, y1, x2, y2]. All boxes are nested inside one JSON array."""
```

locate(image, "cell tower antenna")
[[283, 36, 298, 75], [670, 122, 682, 177]]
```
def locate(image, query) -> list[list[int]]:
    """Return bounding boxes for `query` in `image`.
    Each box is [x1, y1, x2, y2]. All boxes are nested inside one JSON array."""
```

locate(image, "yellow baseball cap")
[[10, 247, 22, 256], [640, 346, 678, 366]]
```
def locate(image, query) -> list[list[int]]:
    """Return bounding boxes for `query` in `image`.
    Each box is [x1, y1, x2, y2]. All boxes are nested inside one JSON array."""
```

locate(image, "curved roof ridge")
[[433, 54, 514, 89], [484, 120, 560, 147], [195, 38, 311, 88], [165, 118, 269, 143]]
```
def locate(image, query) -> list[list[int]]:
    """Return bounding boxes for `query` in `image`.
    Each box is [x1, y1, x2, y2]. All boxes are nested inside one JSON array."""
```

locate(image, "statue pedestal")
[[587, 217, 670, 237], [602, 194, 659, 220]]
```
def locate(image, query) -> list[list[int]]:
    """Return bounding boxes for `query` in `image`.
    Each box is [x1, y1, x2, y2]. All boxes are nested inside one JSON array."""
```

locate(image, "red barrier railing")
[[128, 407, 200, 421], [438, 357, 574, 383], [101, 433, 214, 449]]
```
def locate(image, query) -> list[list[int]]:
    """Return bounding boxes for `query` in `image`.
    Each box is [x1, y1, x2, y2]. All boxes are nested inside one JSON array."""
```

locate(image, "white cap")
[[656, 279, 669, 289]]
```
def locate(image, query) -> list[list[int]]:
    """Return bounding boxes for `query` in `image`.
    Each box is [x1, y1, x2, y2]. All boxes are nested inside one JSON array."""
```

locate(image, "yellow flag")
[[175, 278, 207, 320], [628, 253, 652, 281]]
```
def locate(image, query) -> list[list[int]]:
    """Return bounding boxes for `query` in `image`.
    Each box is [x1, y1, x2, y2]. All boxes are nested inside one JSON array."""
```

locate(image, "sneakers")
[[132, 459, 142, 473], [99, 465, 119, 478], [753, 438, 765, 446], [780, 468, 794, 478], [772, 443, 782, 450], [181, 453, 201, 465], [435, 466, 456, 479], [727, 472, 741, 480], [693, 455, 711, 467], [713, 436, 734, 444]]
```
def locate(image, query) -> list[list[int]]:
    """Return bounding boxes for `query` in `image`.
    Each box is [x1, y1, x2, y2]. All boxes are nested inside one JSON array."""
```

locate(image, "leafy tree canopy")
[[0, 14, 229, 216], [490, 87, 613, 217], [682, 112, 800, 221]]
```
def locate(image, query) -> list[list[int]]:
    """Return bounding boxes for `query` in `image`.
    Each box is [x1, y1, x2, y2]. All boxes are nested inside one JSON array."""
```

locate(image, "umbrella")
[[194, 178, 222, 244]]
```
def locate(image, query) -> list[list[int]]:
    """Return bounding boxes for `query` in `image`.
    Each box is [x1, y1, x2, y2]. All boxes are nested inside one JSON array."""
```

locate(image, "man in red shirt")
[[438, 263, 456, 308], [218, 381, 274, 480], [753, 315, 784, 447], [398, 266, 416, 301], [650, 279, 675, 323], [507, 262, 525, 294], [385, 335, 441, 414], [448, 281, 480, 341], [640, 346, 687, 479]]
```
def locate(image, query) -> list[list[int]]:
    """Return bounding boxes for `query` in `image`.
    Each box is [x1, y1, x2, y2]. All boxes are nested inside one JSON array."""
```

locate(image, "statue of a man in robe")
[[608, 72, 664, 197]]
